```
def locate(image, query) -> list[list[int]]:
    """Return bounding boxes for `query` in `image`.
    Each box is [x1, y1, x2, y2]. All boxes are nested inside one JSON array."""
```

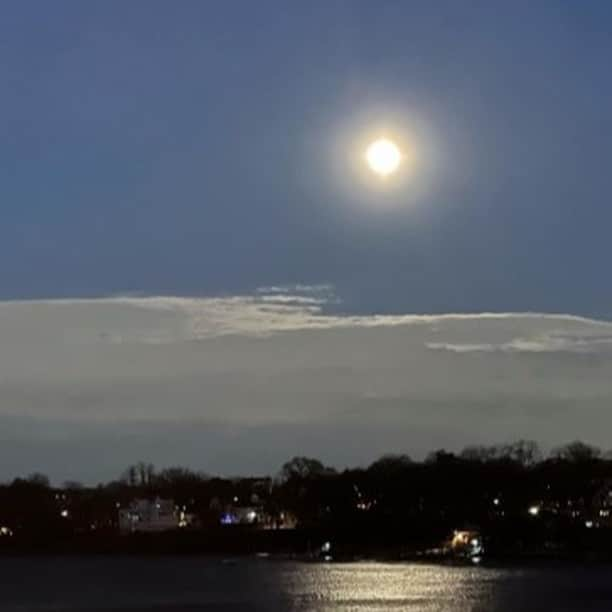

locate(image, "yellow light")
[[365, 139, 401, 176], [451, 530, 470, 547]]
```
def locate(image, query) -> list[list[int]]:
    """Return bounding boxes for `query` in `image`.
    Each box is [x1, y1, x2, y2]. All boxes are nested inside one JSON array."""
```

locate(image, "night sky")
[[2, 1, 612, 482]]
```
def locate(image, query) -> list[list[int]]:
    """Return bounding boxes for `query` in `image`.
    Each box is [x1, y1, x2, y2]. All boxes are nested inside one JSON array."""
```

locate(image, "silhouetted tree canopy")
[[26, 473, 50, 488], [368, 454, 413, 474], [120, 462, 156, 486], [156, 467, 207, 485], [63, 480, 84, 491], [279, 457, 334, 482], [499, 440, 542, 466], [425, 449, 457, 464], [460, 445, 498, 462], [551, 441, 601, 463], [457, 441, 542, 466], [2, 440, 612, 558]]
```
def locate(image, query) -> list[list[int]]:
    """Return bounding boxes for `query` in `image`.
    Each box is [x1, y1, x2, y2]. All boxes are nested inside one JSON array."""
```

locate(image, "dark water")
[[1, 557, 612, 611]]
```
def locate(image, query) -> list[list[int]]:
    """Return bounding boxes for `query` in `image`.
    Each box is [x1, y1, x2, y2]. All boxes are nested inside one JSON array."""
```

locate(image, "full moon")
[[365, 138, 401, 176]]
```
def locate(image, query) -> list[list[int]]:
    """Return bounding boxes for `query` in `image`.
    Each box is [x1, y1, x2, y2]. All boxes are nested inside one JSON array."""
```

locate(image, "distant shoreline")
[[4, 530, 612, 566]]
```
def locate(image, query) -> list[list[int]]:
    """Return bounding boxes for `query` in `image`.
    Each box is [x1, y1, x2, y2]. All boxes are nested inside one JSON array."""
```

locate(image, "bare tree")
[[460, 445, 497, 462], [499, 440, 542, 466], [278, 457, 332, 482], [551, 441, 601, 463], [120, 462, 156, 486]]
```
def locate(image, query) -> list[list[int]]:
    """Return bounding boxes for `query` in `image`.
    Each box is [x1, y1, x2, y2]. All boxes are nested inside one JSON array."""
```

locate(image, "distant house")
[[220, 505, 260, 526], [262, 510, 298, 530], [219, 505, 297, 529], [592, 481, 612, 526], [118, 498, 194, 534]]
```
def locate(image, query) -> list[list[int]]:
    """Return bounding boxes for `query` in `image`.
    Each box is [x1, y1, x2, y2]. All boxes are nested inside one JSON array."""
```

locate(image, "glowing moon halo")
[[365, 138, 401, 176]]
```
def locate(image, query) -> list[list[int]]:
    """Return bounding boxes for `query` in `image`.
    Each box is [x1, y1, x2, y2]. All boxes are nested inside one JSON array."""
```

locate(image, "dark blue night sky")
[[3, 0, 612, 316]]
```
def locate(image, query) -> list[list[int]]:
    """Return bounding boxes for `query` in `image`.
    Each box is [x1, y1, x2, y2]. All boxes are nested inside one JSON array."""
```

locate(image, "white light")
[[528, 505, 540, 517], [493, 498, 500, 506], [365, 139, 401, 176], [60, 509, 69, 518], [585, 520, 594, 528]]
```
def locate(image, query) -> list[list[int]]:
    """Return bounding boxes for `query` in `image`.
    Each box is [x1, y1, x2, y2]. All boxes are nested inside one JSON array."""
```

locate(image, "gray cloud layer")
[[1, 289, 611, 483]]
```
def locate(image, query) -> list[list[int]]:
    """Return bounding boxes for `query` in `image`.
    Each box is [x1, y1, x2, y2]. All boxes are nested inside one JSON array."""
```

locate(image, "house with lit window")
[[118, 497, 193, 533]]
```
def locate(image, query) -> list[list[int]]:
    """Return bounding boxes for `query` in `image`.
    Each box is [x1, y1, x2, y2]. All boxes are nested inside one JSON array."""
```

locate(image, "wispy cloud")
[[255, 283, 334, 296], [5, 284, 612, 346], [427, 332, 612, 354], [9, 289, 605, 343]]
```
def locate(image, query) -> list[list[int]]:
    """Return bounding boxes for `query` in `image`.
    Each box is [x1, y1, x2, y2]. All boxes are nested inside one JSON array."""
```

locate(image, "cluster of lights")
[[492, 498, 505, 517], [320, 540, 333, 562], [354, 485, 376, 512], [0, 526, 13, 537], [451, 530, 473, 548], [450, 530, 484, 560], [220, 509, 258, 525]]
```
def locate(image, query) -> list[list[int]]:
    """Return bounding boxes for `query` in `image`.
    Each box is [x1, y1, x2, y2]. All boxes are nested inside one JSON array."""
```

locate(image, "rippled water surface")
[[1, 557, 611, 611]]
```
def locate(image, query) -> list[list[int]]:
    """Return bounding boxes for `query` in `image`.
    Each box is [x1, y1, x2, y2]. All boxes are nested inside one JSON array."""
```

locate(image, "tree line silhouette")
[[1, 440, 612, 558]]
